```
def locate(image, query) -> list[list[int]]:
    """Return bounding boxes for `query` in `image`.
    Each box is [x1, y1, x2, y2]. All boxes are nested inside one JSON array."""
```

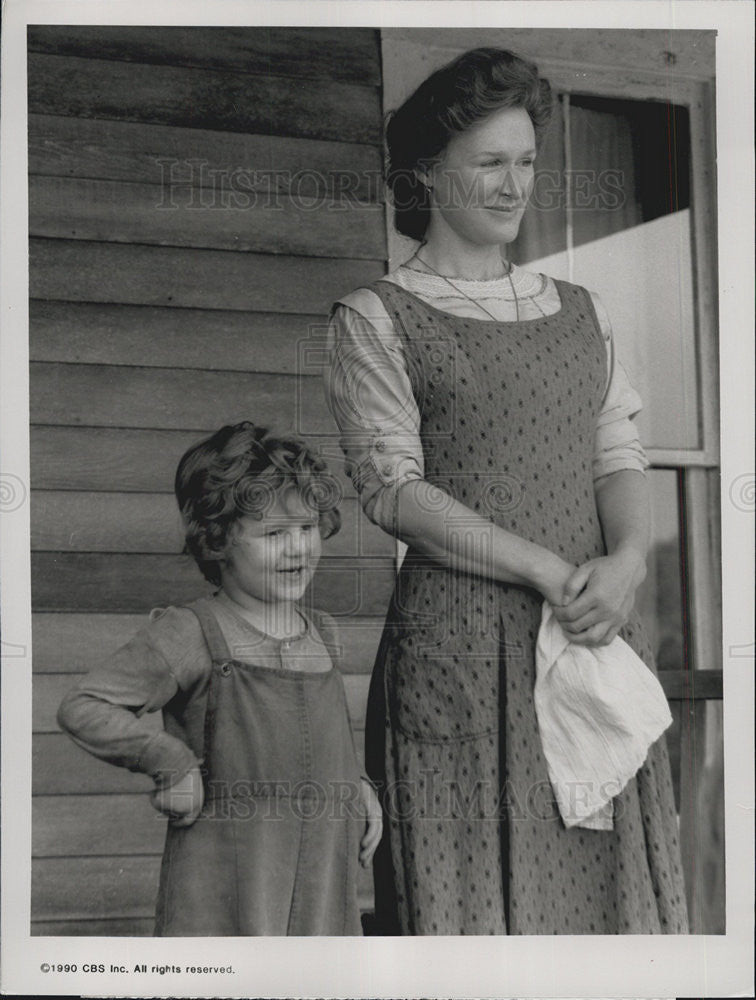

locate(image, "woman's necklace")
[[405, 250, 520, 323]]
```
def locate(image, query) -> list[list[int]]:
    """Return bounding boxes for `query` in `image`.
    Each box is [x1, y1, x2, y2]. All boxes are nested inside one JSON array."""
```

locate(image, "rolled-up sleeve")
[[590, 292, 650, 482], [324, 291, 424, 535]]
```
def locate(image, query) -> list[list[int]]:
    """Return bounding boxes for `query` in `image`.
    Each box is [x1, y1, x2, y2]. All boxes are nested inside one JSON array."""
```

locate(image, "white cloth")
[[534, 602, 672, 831]]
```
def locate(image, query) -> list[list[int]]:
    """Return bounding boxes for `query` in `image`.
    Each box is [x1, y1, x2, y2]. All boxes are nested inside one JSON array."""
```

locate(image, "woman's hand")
[[150, 766, 204, 827], [551, 546, 646, 647], [359, 778, 383, 868]]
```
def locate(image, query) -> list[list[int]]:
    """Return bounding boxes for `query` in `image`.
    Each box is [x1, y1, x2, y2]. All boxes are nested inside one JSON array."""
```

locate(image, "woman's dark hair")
[[386, 47, 553, 241], [175, 422, 341, 586]]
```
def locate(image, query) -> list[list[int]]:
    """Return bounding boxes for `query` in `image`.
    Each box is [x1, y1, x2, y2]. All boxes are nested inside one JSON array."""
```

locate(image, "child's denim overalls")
[[154, 597, 363, 935]]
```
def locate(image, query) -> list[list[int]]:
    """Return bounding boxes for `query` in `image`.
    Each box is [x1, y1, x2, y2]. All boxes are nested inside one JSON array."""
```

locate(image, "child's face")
[[221, 487, 322, 605]]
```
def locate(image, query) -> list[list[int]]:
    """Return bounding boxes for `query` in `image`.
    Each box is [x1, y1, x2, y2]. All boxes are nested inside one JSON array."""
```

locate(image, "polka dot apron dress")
[[364, 279, 688, 935]]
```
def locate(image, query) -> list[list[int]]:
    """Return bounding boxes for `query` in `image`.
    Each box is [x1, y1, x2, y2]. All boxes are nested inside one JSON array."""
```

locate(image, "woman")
[[324, 47, 687, 935]]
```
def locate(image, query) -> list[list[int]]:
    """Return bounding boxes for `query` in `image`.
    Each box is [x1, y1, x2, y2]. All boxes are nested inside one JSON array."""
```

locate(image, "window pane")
[[520, 94, 700, 451], [636, 468, 685, 668]]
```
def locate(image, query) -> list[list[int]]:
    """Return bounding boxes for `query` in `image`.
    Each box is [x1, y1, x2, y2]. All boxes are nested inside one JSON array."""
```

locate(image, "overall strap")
[[181, 597, 232, 782], [183, 596, 234, 664], [552, 279, 611, 406], [363, 278, 425, 351]]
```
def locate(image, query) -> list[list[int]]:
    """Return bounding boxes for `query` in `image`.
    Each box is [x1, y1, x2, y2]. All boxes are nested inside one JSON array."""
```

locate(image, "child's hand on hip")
[[359, 778, 382, 868], [150, 766, 204, 827]]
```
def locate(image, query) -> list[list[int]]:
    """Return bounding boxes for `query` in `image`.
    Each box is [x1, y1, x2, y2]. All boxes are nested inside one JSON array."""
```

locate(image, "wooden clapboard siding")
[[33, 796, 378, 872], [34, 733, 366, 797], [31, 363, 329, 432], [32, 918, 155, 937], [33, 854, 373, 927], [29, 177, 385, 259], [36, 673, 370, 735], [31, 492, 393, 559], [32, 553, 395, 616], [30, 26, 386, 933], [32, 613, 385, 675], [32, 795, 162, 856], [33, 614, 146, 671], [28, 54, 382, 144], [30, 301, 329, 372], [30, 239, 383, 313], [27, 26, 382, 86], [31, 427, 357, 494], [33, 856, 162, 921], [28, 116, 383, 203], [34, 735, 154, 795]]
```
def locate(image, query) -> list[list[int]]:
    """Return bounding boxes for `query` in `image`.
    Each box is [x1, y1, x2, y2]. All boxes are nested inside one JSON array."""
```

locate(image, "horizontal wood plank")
[[31, 907, 377, 935], [28, 53, 381, 144], [31, 849, 373, 923], [34, 734, 154, 794], [659, 669, 723, 701], [32, 613, 385, 675], [31, 427, 357, 495], [382, 27, 714, 80], [33, 794, 166, 856], [30, 238, 383, 313], [29, 115, 383, 202], [31, 491, 392, 559], [30, 362, 332, 433], [31, 916, 155, 936], [33, 613, 145, 672], [31, 553, 396, 616], [29, 176, 385, 260], [32, 855, 161, 921], [34, 732, 366, 795], [35, 672, 370, 734], [27, 26, 381, 86], [30, 300, 329, 373]]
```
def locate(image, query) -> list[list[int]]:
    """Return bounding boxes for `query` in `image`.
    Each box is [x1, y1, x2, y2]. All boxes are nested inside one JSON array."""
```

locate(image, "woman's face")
[[425, 106, 537, 248]]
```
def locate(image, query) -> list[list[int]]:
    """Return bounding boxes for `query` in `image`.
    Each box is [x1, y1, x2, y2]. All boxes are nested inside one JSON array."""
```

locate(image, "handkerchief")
[[534, 602, 673, 831]]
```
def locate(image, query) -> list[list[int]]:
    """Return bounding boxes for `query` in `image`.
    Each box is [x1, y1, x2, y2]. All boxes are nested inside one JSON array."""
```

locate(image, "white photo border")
[[1, 1, 753, 997]]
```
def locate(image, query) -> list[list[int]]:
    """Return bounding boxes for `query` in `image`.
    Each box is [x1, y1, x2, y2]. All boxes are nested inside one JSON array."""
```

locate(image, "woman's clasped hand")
[[552, 546, 648, 647]]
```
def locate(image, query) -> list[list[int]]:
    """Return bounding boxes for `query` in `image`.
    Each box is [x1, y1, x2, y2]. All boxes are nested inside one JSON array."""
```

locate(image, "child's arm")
[[57, 610, 203, 793]]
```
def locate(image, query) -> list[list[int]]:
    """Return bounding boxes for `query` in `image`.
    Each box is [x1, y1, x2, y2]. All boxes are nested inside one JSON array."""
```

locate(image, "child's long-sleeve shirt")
[[57, 594, 341, 790]]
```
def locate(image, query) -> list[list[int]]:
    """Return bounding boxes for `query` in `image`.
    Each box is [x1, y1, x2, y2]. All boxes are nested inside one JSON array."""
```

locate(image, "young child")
[[57, 422, 381, 936]]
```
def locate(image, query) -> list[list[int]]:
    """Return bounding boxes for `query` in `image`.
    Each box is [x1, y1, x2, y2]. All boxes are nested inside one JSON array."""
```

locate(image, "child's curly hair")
[[175, 422, 341, 586]]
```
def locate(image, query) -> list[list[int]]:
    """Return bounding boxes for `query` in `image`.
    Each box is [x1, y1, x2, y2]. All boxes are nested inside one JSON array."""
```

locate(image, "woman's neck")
[[417, 229, 509, 280]]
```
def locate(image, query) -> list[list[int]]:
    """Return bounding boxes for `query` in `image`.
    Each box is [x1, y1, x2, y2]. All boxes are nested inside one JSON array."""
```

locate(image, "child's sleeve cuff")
[[138, 731, 201, 790]]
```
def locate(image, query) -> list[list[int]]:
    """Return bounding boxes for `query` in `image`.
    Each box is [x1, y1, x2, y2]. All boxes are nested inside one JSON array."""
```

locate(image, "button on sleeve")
[[324, 295, 424, 534]]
